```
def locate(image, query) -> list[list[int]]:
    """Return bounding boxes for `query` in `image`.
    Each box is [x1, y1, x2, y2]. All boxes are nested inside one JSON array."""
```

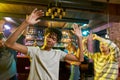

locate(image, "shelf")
[[25, 39, 43, 41]]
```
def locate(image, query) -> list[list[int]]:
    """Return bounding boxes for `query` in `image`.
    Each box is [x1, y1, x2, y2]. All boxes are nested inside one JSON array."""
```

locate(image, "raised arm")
[[92, 34, 110, 44], [82, 37, 95, 59], [92, 34, 114, 49], [5, 8, 44, 55], [72, 24, 84, 62], [64, 24, 84, 62]]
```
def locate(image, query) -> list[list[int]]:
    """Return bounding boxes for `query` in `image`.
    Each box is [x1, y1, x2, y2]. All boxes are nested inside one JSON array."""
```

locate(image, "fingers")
[[73, 23, 79, 30], [36, 19, 41, 23], [30, 8, 44, 18], [32, 8, 38, 14], [25, 8, 44, 25], [36, 10, 44, 16]]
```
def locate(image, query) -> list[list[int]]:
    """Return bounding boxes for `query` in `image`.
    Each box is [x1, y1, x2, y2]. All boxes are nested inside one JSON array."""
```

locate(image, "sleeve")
[[83, 48, 95, 60], [114, 47, 120, 60], [96, 36, 111, 46], [59, 50, 67, 61], [27, 46, 40, 58], [108, 41, 120, 60]]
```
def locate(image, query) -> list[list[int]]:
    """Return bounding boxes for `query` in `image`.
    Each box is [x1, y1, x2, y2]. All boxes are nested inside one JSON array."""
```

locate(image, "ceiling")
[[0, 0, 120, 30]]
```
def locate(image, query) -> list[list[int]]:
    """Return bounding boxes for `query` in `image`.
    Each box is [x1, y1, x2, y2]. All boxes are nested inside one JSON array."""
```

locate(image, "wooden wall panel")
[[108, 22, 120, 49]]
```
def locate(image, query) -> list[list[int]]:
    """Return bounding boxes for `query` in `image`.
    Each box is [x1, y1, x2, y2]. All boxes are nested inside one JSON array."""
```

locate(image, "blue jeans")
[[69, 65, 80, 80]]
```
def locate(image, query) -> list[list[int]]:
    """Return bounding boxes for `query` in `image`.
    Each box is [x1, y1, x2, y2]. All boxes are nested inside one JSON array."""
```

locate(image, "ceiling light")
[[4, 17, 16, 23], [4, 24, 11, 30], [82, 28, 90, 37]]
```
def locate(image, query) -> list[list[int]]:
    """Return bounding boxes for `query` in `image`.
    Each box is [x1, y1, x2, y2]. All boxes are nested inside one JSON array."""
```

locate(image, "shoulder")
[[27, 46, 40, 53]]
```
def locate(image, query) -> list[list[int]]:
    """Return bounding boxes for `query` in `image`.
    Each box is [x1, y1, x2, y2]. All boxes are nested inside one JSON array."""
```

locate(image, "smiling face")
[[43, 33, 58, 49]]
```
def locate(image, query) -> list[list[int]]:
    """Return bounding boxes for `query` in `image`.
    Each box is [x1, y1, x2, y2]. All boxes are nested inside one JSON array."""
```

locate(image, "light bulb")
[[46, 12, 49, 16], [59, 15, 62, 19], [54, 12, 57, 16], [57, 8, 61, 13], [62, 12, 66, 16], [51, 15, 54, 19], [48, 8, 52, 13]]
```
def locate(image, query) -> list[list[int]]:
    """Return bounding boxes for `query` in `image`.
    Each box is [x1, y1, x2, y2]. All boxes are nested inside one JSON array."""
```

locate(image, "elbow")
[[80, 54, 84, 62], [77, 57, 84, 62], [79, 54, 84, 62], [80, 58, 84, 62]]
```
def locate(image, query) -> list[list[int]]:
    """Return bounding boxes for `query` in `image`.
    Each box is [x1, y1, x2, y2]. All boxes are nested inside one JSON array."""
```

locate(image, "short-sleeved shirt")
[[27, 46, 67, 80]]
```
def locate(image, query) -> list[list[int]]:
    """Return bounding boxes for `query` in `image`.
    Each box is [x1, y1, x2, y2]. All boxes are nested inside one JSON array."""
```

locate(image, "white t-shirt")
[[27, 46, 67, 80]]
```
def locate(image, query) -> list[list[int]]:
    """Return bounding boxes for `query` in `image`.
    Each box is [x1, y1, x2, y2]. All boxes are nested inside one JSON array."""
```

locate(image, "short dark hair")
[[44, 27, 62, 42]]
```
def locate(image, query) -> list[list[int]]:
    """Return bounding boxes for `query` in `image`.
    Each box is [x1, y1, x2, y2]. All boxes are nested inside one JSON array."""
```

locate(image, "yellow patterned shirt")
[[68, 49, 80, 65], [84, 40, 120, 80]]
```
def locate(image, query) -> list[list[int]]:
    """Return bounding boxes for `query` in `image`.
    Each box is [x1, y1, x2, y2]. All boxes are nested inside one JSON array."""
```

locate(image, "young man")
[[82, 34, 120, 80], [0, 32, 18, 80], [5, 8, 84, 80], [0, 20, 19, 80]]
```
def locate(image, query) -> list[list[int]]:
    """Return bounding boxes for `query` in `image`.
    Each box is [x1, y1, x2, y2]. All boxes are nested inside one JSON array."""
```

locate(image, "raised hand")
[[92, 34, 97, 40], [25, 8, 44, 25], [72, 23, 82, 37]]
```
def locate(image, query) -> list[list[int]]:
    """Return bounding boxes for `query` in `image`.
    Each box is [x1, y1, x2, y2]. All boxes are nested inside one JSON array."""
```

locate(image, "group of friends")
[[0, 8, 120, 80]]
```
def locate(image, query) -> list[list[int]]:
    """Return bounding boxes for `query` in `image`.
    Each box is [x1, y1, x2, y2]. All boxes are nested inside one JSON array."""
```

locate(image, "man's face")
[[100, 42, 109, 53], [44, 33, 58, 48]]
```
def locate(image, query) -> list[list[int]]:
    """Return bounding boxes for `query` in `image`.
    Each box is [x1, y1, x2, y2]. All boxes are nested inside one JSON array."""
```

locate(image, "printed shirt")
[[69, 49, 80, 65]]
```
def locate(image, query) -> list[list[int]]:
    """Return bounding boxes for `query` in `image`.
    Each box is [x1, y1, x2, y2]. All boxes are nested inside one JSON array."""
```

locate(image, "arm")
[[93, 34, 118, 52], [64, 24, 84, 62], [92, 34, 110, 44], [73, 24, 84, 62], [82, 37, 94, 59], [95, 34, 120, 60], [5, 8, 44, 55]]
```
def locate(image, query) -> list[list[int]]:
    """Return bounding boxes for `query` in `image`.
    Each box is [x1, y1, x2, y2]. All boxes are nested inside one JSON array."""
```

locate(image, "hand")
[[25, 8, 44, 25], [92, 34, 97, 40], [72, 23, 82, 37]]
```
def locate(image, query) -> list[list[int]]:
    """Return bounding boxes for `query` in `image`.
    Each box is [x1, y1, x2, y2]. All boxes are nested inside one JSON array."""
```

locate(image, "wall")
[[108, 22, 120, 49]]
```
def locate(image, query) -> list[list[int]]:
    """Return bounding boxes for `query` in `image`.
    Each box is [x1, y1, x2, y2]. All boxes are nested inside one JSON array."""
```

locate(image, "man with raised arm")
[[5, 8, 84, 80]]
